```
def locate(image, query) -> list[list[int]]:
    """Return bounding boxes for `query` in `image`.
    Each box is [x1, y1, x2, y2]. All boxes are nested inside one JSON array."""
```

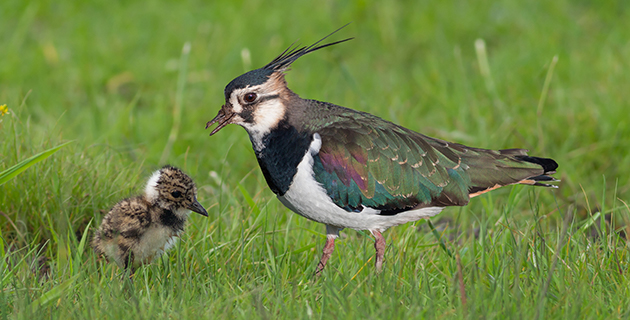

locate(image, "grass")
[[1, 0, 630, 318]]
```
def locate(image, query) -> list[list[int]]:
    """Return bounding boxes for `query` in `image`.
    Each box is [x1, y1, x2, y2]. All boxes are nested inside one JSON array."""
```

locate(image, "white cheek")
[[253, 100, 285, 131], [241, 99, 285, 151]]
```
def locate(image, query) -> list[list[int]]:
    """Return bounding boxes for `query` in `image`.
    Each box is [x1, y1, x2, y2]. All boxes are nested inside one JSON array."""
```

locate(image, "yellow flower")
[[0, 104, 8, 116]]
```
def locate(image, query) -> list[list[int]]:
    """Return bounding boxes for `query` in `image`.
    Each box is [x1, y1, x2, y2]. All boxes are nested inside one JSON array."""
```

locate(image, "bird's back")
[[289, 99, 556, 213], [92, 196, 152, 268]]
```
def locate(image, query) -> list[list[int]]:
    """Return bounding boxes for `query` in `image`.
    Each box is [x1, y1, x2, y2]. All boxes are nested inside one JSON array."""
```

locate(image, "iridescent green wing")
[[311, 113, 472, 212], [309, 111, 549, 212]]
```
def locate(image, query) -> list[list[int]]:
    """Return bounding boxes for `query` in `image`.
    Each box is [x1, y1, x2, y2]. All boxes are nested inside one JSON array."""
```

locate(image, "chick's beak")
[[206, 104, 235, 136], [188, 199, 208, 217]]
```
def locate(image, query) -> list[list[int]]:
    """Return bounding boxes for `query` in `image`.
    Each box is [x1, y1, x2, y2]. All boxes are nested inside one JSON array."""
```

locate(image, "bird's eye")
[[171, 191, 182, 198], [243, 92, 257, 103]]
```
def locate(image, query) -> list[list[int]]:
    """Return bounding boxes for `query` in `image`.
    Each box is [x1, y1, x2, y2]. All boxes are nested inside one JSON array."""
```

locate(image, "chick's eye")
[[243, 92, 257, 103], [171, 191, 182, 198]]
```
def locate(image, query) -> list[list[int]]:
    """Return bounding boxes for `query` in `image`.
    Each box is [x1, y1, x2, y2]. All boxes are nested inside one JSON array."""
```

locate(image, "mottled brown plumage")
[[92, 165, 207, 274]]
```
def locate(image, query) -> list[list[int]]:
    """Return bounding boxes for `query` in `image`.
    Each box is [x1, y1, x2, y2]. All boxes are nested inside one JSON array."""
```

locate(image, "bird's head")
[[206, 26, 352, 139], [145, 165, 208, 217]]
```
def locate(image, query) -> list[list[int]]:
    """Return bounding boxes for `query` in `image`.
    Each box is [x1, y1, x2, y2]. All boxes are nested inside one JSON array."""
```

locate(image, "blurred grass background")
[[1, 0, 630, 318]]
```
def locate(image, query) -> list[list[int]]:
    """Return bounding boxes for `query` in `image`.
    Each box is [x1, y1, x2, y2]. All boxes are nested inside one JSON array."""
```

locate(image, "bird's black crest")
[[263, 23, 353, 72], [224, 24, 352, 97]]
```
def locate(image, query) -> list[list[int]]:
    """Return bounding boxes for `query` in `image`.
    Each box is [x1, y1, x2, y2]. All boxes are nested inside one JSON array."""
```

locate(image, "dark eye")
[[243, 92, 257, 103], [171, 191, 182, 198]]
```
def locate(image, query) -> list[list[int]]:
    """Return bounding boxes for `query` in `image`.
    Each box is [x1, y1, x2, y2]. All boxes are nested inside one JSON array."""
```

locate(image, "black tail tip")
[[516, 156, 558, 174]]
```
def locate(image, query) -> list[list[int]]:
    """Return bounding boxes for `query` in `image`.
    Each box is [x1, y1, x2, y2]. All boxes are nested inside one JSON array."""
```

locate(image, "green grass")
[[1, 0, 630, 318]]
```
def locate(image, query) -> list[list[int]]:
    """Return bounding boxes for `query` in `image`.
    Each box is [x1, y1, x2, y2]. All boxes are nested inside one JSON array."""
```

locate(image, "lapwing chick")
[[92, 165, 207, 274], [206, 27, 558, 275]]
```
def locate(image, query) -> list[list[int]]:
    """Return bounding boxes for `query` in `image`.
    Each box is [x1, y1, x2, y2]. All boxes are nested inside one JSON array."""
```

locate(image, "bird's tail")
[[467, 149, 559, 198], [513, 155, 559, 188]]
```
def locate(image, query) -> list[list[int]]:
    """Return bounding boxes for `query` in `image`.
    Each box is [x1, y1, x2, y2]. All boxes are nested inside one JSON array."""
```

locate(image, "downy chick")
[[92, 165, 207, 274]]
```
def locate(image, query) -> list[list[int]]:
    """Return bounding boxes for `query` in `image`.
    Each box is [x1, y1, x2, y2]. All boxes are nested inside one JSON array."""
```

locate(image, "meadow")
[[1, 0, 630, 318]]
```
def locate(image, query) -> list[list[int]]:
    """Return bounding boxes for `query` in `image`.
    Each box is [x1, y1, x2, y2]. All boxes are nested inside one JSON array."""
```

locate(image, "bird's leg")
[[371, 229, 386, 273], [315, 225, 340, 276], [315, 236, 336, 275]]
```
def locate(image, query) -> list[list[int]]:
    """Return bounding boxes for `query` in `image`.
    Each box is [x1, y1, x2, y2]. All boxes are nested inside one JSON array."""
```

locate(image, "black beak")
[[188, 199, 208, 217], [206, 104, 235, 136]]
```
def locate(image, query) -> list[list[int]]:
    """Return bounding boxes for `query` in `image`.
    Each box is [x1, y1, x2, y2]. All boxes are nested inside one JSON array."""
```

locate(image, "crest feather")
[[263, 24, 353, 72]]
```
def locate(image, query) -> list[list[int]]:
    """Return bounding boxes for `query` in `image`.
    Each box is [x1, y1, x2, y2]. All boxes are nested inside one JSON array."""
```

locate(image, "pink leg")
[[315, 225, 340, 276], [371, 230, 386, 273], [315, 235, 336, 275]]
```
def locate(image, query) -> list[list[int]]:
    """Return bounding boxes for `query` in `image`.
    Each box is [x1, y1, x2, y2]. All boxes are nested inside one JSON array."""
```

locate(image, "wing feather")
[[307, 107, 551, 213]]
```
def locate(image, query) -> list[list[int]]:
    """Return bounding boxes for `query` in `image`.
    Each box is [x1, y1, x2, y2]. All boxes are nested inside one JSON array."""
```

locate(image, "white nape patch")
[[278, 135, 444, 231], [144, 170, 161, 202]]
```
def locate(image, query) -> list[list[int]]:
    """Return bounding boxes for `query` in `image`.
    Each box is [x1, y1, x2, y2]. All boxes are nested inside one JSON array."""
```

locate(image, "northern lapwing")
[[206, 27, 558, 274], [92, 165, 207, 274]]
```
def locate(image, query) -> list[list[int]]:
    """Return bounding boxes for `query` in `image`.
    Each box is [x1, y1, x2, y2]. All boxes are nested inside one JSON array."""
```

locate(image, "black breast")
[[254, 121, 312, 196], [159, 209, 185, 232]]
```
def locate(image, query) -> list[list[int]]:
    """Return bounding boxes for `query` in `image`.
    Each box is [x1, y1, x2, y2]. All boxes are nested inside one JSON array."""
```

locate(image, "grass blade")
[[427, 220, 453, 258], [160, 42, 191, 164], [0, 141, 72, 186], [29, 275, 80, 312]]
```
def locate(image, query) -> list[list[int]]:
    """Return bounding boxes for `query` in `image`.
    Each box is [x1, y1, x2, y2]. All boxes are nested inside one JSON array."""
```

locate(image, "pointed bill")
[[206, 105, 235, 136], [188, 198, 208, 216]]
